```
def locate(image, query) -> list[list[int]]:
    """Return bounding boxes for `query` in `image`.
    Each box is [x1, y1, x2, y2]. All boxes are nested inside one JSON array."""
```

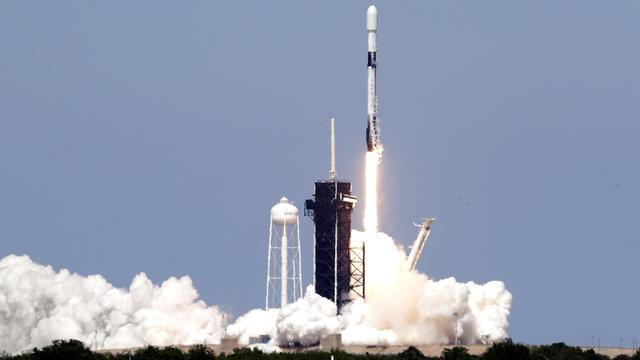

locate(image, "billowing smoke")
[[226, 308, 278, 345], [227, 286, 339, 347], [0, 232, 511, 354], [0, 229, 511, 354], [0, 255, 227, 354], [227, 229, 512, 347], [344, 230, 511, 345]]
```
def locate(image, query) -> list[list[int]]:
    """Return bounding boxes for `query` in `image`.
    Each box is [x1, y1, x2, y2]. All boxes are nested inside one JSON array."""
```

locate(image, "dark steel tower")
[[305, 181, 362, 311], [304, 120, 364, 313]]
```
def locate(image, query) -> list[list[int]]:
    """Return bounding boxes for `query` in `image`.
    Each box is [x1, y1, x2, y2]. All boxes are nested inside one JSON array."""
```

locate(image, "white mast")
[[330, 117, 336, 181]]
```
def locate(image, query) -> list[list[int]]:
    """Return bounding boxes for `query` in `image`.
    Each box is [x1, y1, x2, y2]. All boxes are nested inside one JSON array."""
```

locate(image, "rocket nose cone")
[[367, 5, 378, 31]]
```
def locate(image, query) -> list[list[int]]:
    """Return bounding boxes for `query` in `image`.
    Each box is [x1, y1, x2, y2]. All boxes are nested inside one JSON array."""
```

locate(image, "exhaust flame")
[[363, 151, 381, 233]]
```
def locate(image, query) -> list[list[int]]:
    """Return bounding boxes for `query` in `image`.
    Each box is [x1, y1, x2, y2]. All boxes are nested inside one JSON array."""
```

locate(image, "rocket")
[[366, 5, 381, 153]]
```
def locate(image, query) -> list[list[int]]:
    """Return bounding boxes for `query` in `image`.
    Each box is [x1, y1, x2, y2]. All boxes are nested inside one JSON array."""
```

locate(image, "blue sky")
[[1, 1, 639, 347]]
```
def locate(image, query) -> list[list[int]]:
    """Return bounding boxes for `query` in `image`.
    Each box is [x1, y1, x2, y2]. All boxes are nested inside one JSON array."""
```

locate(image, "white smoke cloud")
[[345, 230, 513, 346], [0, 255, 227, 354], [274, 286, 341, 346], [227, 230, 512, 348], [0, 229, 511, 354], [227, 286, 340, 347], [226, 308, 278, 345]]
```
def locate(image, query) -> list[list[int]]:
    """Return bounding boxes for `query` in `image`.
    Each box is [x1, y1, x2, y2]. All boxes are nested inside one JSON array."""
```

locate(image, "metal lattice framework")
[[305, 180, 363, 313], [265, 211, 303, 310], [349, 244, 365, 301]]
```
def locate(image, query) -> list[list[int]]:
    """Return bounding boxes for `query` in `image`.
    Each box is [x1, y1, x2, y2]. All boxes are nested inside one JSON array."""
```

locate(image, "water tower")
[[265, 197, 303, 310]]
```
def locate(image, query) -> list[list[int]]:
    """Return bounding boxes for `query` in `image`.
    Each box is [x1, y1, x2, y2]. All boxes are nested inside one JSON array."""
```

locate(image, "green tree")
[[227, 347, 265, 360], [441, 347, 476, 360], [132, 346, 162, 360], [132, 346, 185, 360], [159, 347, 187, 360], [187, 345, 216, 360], [31, 339, 94, 360], [612, 355, 631, 360], [482, 339, 530, 360], [582, 349, 609, 360], [397, 346, 426, 360], [531, 342, 584, 360]]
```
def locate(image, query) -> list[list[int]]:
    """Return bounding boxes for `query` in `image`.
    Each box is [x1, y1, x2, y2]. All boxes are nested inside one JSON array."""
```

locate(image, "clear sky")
[[1, 0, 638, 348]]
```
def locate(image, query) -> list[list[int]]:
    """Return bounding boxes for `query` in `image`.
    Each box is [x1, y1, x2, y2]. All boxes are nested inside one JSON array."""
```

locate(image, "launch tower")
[[305, 119, 364, 312]]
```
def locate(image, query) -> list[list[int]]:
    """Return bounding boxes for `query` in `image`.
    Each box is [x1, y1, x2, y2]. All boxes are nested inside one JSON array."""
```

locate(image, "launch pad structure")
[[305, 119, 364, 312], [304, 6, 382, 313], [305, 180, 362, 311]]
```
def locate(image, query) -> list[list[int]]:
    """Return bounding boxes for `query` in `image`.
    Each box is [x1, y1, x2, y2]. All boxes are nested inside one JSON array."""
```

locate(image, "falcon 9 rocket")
[[366, 5, 382, 153]]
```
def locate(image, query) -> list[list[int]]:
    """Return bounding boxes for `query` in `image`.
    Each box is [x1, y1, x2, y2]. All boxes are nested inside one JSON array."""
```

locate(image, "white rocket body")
[[366, 5, 381, 153]]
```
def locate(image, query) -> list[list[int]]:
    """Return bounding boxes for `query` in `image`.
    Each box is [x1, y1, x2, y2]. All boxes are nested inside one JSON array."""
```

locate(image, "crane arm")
[[406, 218, 435, 271]]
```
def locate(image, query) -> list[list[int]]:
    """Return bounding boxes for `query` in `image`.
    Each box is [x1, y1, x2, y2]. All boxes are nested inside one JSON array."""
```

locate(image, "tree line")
[[1, 339, 639, 360]]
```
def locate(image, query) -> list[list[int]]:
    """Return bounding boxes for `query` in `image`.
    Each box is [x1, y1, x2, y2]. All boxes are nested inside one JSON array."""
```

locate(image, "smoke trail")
[[364, 151, 381, 233], [0, 255, 227, 354]]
